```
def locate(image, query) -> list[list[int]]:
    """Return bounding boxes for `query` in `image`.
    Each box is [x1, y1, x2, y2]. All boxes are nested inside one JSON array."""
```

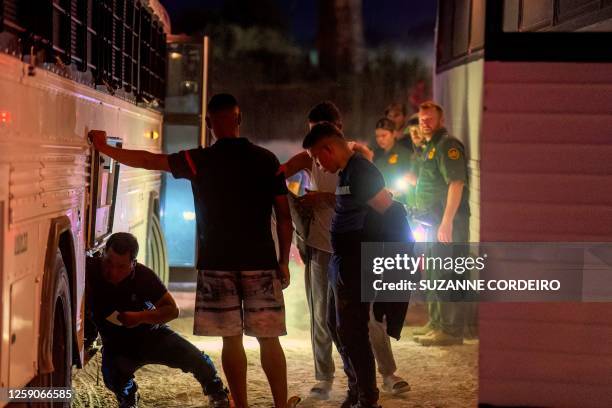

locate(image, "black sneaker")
[[208, 388, 230, 408], [118, 392, 139, 408], [340, 393, 358, 408]]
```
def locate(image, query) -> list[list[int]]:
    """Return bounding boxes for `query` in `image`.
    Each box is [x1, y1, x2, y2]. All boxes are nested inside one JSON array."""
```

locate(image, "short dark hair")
[[419, 100, 444, 116], [375, 117, 395, 132], [208, 93, 239, 113], [307, 101, 342, 126], [303, 122, 344, 149], [406, 113, 419, 127], [105, 232, 139, 261], [385, 102, 407, 116]]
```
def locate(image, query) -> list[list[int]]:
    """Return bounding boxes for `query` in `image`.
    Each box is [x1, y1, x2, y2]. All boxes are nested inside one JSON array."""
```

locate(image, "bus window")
[[437, 0, 486, 72], [502, 0, 612, 32], [484, 0, 612, 62], [87, 138, 122, 252]]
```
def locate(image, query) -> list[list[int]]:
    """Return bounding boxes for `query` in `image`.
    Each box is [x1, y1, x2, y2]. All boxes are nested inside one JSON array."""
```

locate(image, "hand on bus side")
[[88, 130, 108, 151]]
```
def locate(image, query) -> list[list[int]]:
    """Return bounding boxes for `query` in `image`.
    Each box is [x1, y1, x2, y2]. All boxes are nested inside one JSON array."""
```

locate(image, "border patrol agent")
[[412, 101, 470, 347], [372, 117, 414, 205]]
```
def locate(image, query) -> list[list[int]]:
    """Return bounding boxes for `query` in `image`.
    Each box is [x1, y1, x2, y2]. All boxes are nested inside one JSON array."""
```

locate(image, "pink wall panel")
[[479, 61, 612, 407]]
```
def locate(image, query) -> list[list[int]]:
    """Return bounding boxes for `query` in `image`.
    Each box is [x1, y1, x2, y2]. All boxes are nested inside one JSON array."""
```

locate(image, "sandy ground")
[[72, 262, 477, 408]]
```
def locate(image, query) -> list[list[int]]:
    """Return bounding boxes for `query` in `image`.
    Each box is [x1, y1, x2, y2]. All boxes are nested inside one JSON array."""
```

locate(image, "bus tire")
[[147, 212, 169, 285], [28, 251, 73, 407]]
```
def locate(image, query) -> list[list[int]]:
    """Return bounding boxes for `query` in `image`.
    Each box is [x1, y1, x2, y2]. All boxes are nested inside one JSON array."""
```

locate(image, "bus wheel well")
[[57, 230, 81, 368], [39, 217, 81, 375]]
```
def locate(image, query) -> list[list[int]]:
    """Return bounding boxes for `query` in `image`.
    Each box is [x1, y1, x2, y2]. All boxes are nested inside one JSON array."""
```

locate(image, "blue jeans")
[[101, 326, 223, 404]]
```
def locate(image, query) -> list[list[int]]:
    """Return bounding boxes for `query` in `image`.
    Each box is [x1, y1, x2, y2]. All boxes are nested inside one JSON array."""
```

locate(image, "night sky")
[[159, 0, 437, 48]]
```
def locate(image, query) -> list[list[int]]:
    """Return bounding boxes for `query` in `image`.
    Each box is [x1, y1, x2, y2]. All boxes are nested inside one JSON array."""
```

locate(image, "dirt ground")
[[72, 262, 477, 408]]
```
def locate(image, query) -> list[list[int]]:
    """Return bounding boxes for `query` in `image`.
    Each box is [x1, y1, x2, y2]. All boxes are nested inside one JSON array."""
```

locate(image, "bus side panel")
[[111, 114, 163, 265], [0, 51, 163, 390], [479, 61, 612, 408], [433, 58, 484, 242], [0, 164, 8, 388]]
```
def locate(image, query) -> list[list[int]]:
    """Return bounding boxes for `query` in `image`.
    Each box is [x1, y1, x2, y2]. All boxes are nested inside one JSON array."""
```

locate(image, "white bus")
[[434, 1, 612, 406], [0, 0, 171, 404]]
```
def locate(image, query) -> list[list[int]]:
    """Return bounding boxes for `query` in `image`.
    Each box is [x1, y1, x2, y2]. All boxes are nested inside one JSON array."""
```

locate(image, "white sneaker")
[[382, 374, 410, 395], [309, 380, 333, 400]]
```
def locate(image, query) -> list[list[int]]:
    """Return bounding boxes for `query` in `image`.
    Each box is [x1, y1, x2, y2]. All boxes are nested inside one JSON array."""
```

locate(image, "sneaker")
[[382, 374, 410, 395], [412, 323, 434, 336], [418, 330, 463, 346], [309, 380, 333, 400], [413, 330, 436, 343], [118, 392, 139, 408], [340, 392, 358, 408], [208, 388, 230, 408]]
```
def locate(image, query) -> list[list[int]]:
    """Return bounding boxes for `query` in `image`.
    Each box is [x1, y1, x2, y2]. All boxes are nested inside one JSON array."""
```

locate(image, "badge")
[[388, 154, 398, 164], [427, 148, 436, 160], [447, 148, 460, 160]]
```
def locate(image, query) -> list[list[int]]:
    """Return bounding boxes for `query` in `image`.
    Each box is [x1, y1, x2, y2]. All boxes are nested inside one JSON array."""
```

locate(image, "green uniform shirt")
[[415, 128, 469, 219], [374, 143, 413, 202], [406, 143, 425, 209]]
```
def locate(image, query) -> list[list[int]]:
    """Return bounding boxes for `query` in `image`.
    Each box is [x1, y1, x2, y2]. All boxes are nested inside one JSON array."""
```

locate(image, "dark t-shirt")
[[168, 137, 288, 270], [331, 153, 386, 235], [86, 257, 167, 345]]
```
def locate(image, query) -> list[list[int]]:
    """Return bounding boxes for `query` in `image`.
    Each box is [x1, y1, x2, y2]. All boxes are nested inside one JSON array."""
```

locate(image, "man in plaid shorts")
[[89, 93, 294, 408]]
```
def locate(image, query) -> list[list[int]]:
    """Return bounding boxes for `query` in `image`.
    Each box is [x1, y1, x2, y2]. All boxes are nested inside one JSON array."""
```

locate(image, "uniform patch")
[[427, 148, 436, 160], [388, 154, 398, 165], [336, 185, 351, 195], [447, 148, 460, 160]]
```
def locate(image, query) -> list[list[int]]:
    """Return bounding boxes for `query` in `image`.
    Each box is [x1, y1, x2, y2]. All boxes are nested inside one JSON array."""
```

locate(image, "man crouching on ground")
[[86, 232, 229, 408]]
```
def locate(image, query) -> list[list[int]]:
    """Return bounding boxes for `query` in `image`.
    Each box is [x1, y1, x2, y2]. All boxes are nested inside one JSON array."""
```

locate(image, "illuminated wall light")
[[182, 211, 196, 221], [144, 130, 159, 139], [170, 52, 182, 60]]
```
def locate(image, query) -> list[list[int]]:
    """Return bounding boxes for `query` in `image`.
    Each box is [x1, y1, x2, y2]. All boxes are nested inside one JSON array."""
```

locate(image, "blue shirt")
[[331, 153, 386, 234]]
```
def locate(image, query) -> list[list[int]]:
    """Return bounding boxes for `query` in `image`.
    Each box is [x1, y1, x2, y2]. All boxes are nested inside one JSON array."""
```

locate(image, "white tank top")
[[306, 162, 338, 253]]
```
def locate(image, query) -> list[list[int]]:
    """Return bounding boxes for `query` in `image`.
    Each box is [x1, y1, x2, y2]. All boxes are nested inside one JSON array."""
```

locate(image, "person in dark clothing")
[[302, 122, 408, 408], [372, 117, 414, 204], [86, 233, 228, 408], [89, 93, 294, 408]]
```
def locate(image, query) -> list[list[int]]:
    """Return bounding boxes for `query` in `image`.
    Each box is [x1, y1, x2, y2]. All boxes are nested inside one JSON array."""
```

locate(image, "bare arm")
[[274, 195, 294, 287], [89, 130, 170, 172], [299, 190, 336, 209], [349, 141, 374, 162], [367, 189, 394, 214], [442, 181, 464, 227], [279, 151, 312, 178], [438, 180, 465, 243], [119, 292, 179, 327]]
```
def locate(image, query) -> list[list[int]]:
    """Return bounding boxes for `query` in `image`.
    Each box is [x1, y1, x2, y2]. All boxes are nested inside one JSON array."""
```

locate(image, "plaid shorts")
[[194, 269, 286, 338]]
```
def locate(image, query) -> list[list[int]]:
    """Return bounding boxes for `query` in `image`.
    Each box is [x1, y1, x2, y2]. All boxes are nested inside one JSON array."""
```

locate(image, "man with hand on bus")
[[89, 93, 293, 408], [86, 232, 229, 408]]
